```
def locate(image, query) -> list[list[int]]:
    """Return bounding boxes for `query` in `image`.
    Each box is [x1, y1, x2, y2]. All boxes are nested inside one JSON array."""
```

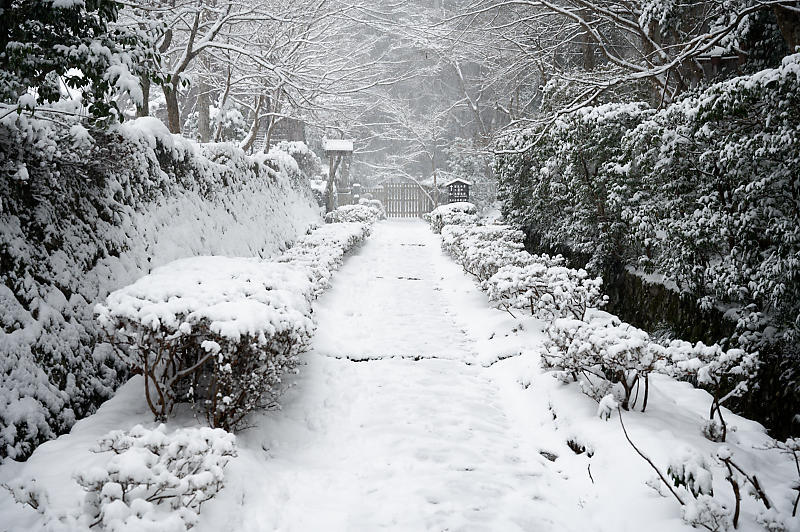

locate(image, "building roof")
[[444, 178, 473, 187], [324, 139, 354, 153]]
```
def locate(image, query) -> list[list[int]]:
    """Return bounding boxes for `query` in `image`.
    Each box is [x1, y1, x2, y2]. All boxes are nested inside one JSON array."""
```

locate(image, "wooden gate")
[[364, 182, 434, 218]]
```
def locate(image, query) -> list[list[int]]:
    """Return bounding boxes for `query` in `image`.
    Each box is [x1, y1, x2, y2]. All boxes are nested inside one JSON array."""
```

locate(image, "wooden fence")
[[363, 182, 434, 218]]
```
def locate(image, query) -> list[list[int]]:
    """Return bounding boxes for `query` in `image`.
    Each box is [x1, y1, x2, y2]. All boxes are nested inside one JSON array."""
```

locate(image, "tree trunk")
[[214, 67, 232, 142], [163, 84, 181, 134], [774, 5, 800, 52], [432, 160, 439, 208], [197, 81, 211, 142], [136, 77, 150, 117], [583, 33, 596, 71], [240, 94, 264, 153]]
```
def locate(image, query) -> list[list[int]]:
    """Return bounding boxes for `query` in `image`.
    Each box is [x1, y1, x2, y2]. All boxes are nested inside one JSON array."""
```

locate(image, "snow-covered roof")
[[444, 178, 472, 187], [324, 139, 354, 153]]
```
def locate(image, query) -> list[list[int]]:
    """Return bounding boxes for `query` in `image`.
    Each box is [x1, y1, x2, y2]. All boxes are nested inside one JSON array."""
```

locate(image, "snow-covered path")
[[202, 220, 585, 532]]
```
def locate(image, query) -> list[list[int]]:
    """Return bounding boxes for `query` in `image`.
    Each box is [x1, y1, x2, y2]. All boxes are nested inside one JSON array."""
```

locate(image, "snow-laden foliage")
[[544, 313, 665, 410], [324, 204, 383, 224], [495, 55, 800, 433], [272, 141, 324, 180], [668, 448, 715, 498], [664, 340, 759, 441], [438, 221, 606, 323], [427, 202, 478, 234], [96, 260, 315, 430], [543, 309, 759, 418], [0, 0, 159, 121], [495, 102, 651, 270], [98, 222, 371, 430], [6, 424, 235, 531], [357, 198, 386, 220], [0, 116, 319, 461], [277, 222, 372, 297], [485, 263, 605, 321], [440, 224, 531, 282]]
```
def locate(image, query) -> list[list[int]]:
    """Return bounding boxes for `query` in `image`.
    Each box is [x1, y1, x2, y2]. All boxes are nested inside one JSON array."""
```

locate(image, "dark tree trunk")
[[163, 84, 181, 134], [136, 77, 150, 118], [197, 81, 211, 142]]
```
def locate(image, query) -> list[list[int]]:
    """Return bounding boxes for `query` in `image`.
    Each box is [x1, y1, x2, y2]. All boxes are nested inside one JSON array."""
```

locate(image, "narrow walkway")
[[205, 220, 584, 532]]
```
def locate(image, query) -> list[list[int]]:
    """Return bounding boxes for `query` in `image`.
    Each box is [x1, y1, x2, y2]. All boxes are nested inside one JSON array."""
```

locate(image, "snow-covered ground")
[[1, 220, 795, 531]]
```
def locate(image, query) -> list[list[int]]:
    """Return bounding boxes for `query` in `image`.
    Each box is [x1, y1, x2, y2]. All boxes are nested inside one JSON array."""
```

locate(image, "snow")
[[0, 220, 796, 531], [97, 257, 314, 343], [443, 178, 473, 186]]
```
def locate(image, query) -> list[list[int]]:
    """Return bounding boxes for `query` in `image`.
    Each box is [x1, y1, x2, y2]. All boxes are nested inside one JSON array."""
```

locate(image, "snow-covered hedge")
[[438, 222, 605, 321], [324, 204, 382, 224], [440, 224, 531, 282], [96, 259, 315, 430], [6, 424, 236, 531], [97, 222, 371, 430], [485, 264, 605, 321], [664, 340, 759, 441], [427, 202, 478, 233], [277, 222, 372, 297], [495, 55, 800, 433], [544, 312, 666, 411], [543, 309, 759, 435], [433, 218, 757, 432], [0, 116, 320, 461], [357, 198, 386, 220]]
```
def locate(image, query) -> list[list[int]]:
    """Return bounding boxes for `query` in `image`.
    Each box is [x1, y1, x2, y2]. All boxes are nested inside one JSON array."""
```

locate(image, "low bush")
[[324, 204, 382, 224], [96, 258, 315, 431], [97, 222, 371, 430], [277, 222, 372, 297], [439, 222, 605, 320], [664, 340, 759, 441], [544, 313, 665, 410], [6, 424, 235, 531], [427, 202, 478, 233], [485, 263, 605, 321], [357, 198, 386, 220], [441, 224, 530, 282]]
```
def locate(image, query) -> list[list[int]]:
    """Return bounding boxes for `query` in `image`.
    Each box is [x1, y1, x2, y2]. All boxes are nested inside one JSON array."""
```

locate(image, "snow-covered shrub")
[[664, 340, 759, 441], [440, 224, 531, 282], [97, 222, 369, 430], [484, 262, 605, 321], [324, 204, 382, 224], [682, 495, 733, 532], [96, 258, 315, 430], [544, 314, 665, 410], [273, 141, 324, 179], [6, 425, 235, 531], [484, 263, 557, 316], [357, 197, 386, 220], [277, 222, 372, 297], [669, 448, 715, 498], [428, 202, 478, 233], [0, 117, 319, 461], [76, 424, 235, 532]]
